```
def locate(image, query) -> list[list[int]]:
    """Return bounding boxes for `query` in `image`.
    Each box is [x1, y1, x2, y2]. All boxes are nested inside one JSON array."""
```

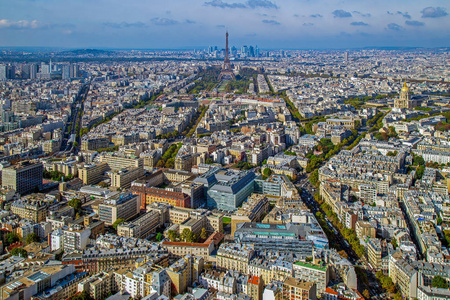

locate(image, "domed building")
[[394, 82, 412, 109]]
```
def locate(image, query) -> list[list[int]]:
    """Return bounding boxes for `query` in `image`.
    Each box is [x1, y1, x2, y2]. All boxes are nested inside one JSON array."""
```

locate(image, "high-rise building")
[[2, 161, 43, 194], [0, 65, 6, 80], [62, 64, 70, 80], [70, 63, 79, 78], [0, 64, 15, 80]]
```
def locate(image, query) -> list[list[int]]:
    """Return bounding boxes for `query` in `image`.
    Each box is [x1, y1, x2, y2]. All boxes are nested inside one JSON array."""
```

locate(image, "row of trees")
[[375, 271, 403, 300], [156, 143, 183, 169], [319, 200, 366, 258], [186, 105, 208, 137], [306, 131, 360, 173]]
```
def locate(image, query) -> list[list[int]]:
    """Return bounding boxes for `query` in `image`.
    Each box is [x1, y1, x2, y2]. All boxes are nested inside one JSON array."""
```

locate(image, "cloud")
[[0, 19, 50, 30], [150, 18, 178, 26], [262, 19, 280, 25], [387, 11, 411, 19], [350, 21, 369, 26], [386, 23, 402, 31], [247, 0, 278, 9], [310, 14, 323, 18], [398, 11, 411, 19], [405, 20, 424, 26], [332, 10, 352, 18], [352, 11, 371, 17], [103, 22, 147, 29], [204, 0, 278, 9], [303, 23, 314, 26], [185, 19, 196, 24], [421, 7, 448, 18], [204, 0, 246, 9]]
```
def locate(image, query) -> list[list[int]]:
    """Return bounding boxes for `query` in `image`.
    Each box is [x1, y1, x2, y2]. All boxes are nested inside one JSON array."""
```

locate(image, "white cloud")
[[0, 19, 48, 29]]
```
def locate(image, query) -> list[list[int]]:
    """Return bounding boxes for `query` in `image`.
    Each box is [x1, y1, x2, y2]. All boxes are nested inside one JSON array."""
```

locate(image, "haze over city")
[[1, 0, 450, 49]]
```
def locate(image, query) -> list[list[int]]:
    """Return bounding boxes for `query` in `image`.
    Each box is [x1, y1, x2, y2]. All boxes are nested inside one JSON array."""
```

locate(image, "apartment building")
[[99, 153, 144, 171], [162, 240, 214, 261], [2, 161, 43, 194], [292, 261, 329, 296], [117, 210, 161, 239], [166, 255, 204, 295], [216, 243, 255, 275], [231, 194, 270, 235], [131, 186, 191, 209], [11, 200, 48, 222], [110, 166, 144, 189], [98, 193, 140, 225], [81, 136, 110, 151], [77, 271, 118, 300], [78, 163, 108, 185], [282, 277, 317, 300]]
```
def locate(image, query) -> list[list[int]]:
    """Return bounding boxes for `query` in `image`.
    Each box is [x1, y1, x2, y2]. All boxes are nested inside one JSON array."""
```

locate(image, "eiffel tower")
[[218, 31, 235, 81]]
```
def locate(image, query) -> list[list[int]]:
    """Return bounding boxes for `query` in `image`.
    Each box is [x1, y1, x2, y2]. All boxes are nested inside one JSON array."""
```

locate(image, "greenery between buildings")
[[43, 170, 74, 182], [188, 67, 221, 94], [10, 247, 27, 257], [156, 142, 183, 169], [112, 219, 125, 231]]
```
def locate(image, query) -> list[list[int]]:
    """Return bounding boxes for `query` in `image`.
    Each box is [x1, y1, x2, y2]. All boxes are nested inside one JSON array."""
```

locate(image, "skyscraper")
[[62, 64, 70, 80]]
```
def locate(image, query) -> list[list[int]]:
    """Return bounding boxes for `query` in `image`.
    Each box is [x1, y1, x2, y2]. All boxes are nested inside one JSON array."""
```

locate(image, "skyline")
[[0, 0, 450, 49]]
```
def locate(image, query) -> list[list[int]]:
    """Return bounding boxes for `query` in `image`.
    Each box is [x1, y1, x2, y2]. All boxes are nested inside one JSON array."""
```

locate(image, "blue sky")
[[0, 0, 449, 49]]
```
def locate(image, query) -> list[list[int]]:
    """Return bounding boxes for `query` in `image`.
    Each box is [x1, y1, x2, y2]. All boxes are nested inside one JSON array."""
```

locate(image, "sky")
[[0, 0, 449, 49]]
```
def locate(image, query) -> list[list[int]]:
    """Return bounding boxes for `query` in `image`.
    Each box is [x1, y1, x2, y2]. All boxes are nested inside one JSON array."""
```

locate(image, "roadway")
[[59, 80, 91, 154], [295, 174, 386, 299]]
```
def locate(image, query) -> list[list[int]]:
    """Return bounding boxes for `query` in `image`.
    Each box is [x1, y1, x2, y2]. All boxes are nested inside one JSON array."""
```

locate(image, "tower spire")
[[218, 30, 235, 81], [225, 31, 229, 61]]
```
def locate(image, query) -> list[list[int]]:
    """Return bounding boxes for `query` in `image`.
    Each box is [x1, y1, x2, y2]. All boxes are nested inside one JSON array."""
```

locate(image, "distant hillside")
[[58, 49, 115, 56]]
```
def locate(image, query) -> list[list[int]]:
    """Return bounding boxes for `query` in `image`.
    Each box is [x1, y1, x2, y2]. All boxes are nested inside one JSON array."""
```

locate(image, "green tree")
[[437, 216, 443, 225], [391, 237, 398, 249], [167, 230, 179, 242], [180, 228, 191, 242], [432, 275, 448, 288], [10, 247, 28, 257], [416, 165, 425, 180], [112, 219, 125, 231], [262, 167, 272, 178], [200, 228, 208, 241], [155, 232, 163, 242], [186, 231, 197, 243], [309, 169, 319, 187], [25, 233, 39, 245], [205, 158, 213, 164], [6, 232, 19, 246], [413, 155, 425, 166], [363, 289, 370, 299], [68, 198, 82, 215]]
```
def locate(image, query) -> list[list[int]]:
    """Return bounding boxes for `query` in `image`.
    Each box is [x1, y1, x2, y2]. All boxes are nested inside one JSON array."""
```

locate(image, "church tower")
[[394, 82, 412, 109]]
